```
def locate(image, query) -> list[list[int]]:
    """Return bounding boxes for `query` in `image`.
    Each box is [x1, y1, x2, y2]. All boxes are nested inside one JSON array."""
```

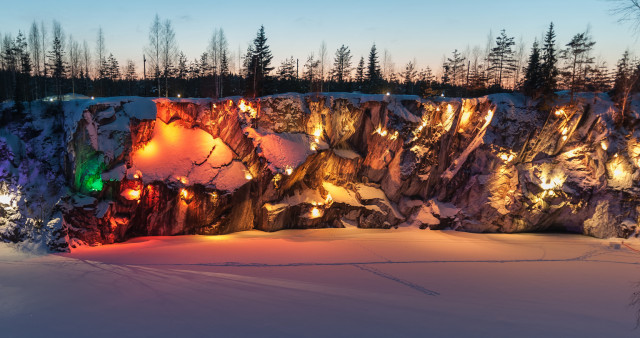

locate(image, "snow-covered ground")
[[1, 229, 639, 337]]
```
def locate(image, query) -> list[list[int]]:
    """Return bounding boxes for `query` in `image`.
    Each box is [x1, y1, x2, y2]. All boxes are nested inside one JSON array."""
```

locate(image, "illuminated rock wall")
[[59, 92, 640, 246]]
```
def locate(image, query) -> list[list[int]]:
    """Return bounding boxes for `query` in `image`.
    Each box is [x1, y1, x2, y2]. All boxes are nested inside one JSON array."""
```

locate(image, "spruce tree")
[[13, 31, 31, 111], [355, 56, 365, 85], [541, 22, 558, 96], [246, 25, 273, 97], [48, 30, 66, 100], [365, 44, 381, 92], [522, 40, 543, 98]]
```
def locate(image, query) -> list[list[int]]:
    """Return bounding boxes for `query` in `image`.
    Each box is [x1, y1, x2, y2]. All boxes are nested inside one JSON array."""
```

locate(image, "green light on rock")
[[85, 173, 104, 192], [75, 151, 106, 194]]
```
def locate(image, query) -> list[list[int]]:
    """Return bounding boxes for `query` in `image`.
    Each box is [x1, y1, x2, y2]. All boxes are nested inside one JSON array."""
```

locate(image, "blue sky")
[[1, 0, 637, 73]]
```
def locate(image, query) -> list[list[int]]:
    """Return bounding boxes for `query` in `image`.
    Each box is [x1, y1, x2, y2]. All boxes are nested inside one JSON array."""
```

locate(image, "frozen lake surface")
[[1, 228, 639, 337]]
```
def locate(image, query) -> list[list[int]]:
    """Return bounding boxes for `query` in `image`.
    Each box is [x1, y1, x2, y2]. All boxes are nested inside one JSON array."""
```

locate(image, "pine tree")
[[612, 50, 639, 115], [541, 22, 559, 96], [522, 40, 543, 98], [446, 49, 466, 86], [332, 44, 352, 82], [303, 53, 320, 83], [403, 60, 417, 94], [488, 29, 516, 87], [562, 30, 595, 102]]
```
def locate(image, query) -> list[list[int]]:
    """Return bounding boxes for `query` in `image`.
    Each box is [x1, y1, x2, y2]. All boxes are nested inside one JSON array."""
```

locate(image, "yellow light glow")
[[313, 126, 322, 138], [381, 130, 388, 137], [614, 167, 623, 177], [326, 194, 333, 204], [180, 188, 189, 199], [562, 135, 567, 141], [177, 94, 181, 98], [122, 188, 141, 201], [311, 207, 321, 218], [601, 141, 608, 151], [561, 127, 568, 135], [500, 154, 509, 161], [245, 172, 253, 180], [238, 99, 258, 118], [460, 110, 472, 127], [310, 143, 317, 151], [285, 166, 293, 175], [390, 131, 399, 140]]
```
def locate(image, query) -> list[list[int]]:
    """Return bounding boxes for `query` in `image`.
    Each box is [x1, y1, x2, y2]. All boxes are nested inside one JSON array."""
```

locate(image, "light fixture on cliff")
[[325, 194, 333, 205], [390, 131, 399, 140], [310, 143, 317, 151], [601, 141, 608, 151], [311, 206, 321, 218], [245, 172, 253, 180], [562, 135, 567, 141], [285, 166, 293, 175], [180, 188, 193, 204], [121, 188, 141, 201]]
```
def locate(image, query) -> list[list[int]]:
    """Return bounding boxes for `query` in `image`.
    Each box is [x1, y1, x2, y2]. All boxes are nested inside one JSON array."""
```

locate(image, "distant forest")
[[1, 15, 639, 113]]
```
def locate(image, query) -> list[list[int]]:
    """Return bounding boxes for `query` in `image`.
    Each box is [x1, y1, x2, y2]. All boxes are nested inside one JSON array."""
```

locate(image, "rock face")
[[2, 92, 640, 250]]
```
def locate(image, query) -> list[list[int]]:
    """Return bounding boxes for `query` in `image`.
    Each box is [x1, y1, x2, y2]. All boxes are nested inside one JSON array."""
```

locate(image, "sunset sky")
[[2, 0, 637, 73]]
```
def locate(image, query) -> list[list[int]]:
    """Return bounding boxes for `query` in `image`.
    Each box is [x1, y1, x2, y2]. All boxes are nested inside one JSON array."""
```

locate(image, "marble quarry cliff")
[[1, 92, 639, 251]]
